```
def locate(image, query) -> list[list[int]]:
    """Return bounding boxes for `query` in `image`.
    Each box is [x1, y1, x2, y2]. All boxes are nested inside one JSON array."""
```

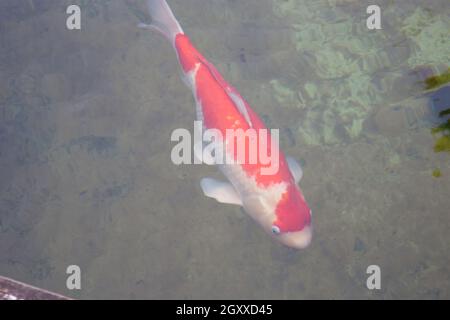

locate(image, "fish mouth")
[[277, 225, 313, 249]]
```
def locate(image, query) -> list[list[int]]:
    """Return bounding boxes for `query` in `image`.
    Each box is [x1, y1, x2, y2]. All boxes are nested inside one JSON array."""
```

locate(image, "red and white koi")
[[141, 0, 312, 248]]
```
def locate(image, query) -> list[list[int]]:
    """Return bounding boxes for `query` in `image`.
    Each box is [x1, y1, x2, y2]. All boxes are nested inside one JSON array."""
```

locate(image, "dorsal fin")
[[195, 53, 253, 127], [226, 89, 253, 127], [287, 156, 303, 183]]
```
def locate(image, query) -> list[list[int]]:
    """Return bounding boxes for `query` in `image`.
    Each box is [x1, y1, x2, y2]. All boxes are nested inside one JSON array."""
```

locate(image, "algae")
[[431, 116, 450, 154], [432, 168, 442, 178], [269, 79, 303, 109], [425, 68, 450, 90], [432, 131, 450, 153]]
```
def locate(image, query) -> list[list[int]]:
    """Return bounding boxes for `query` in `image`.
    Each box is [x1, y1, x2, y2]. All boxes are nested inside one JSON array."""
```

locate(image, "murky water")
[[1, 0, 449, 299]]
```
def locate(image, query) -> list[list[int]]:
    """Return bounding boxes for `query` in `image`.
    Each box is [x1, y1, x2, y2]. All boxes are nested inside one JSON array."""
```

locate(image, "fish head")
[[271, 185, 312, 249], [242, 184, 312, 249]]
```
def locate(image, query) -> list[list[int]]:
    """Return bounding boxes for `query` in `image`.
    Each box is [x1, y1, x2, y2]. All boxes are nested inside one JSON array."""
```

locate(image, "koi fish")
[[141, 0, 312, 248]]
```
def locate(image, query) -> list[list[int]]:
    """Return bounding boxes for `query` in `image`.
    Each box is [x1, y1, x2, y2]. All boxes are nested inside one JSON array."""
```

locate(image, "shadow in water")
[[428, 86, 450, 154]]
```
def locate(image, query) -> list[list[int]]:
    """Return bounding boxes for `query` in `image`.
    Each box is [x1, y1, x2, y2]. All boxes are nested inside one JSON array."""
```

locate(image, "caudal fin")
[[139, 0, 184, 46]]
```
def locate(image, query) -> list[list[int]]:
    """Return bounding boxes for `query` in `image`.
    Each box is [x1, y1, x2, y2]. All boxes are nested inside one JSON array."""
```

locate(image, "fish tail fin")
[[139, 0, 184, 46]]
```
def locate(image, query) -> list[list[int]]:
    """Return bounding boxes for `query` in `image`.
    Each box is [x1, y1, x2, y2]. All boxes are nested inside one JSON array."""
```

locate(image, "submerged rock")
[[271, 0, 449, 145], [401, 8, 450, 67]]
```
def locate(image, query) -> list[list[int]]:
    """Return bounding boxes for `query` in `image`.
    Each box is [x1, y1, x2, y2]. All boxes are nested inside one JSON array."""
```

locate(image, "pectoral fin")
[[200, 177, 242, 206], [287, 156, 303, 183]]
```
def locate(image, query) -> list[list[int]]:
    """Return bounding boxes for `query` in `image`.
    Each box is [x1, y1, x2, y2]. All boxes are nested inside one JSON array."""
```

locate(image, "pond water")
[[0, 0, 449, 299]]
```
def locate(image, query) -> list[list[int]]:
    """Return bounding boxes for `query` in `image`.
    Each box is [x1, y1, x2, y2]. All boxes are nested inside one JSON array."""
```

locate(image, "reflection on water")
[[0, 0, 449, 299]]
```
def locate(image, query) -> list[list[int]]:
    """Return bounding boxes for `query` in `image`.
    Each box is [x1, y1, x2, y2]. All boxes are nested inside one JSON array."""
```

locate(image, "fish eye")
[[271, 225, 281, 235]]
